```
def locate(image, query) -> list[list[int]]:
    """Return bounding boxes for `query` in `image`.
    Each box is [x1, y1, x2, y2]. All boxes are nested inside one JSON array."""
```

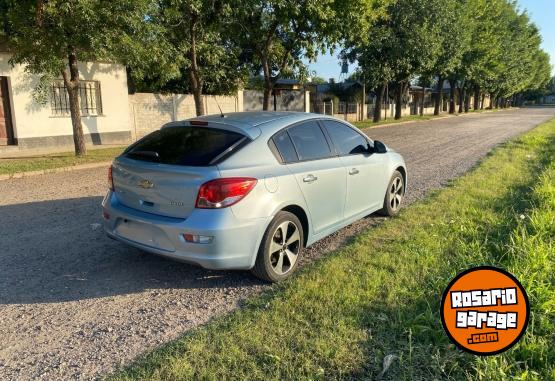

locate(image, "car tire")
[[251, 211, 304, 282], [379, 170, 405, 217]]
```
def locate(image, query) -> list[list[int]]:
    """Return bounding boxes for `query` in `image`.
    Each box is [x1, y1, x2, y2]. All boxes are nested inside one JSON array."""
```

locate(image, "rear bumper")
[[102, 191, 270, 270]]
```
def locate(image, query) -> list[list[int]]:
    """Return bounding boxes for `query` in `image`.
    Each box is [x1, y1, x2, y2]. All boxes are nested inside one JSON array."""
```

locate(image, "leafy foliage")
[[231, 0, 387, 109], [131, 1, 248, 98], [0, 0, 155, 155]]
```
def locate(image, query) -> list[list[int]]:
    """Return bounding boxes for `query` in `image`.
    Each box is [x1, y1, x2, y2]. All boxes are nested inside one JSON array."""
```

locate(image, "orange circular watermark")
[[440, 266, 529, 356]]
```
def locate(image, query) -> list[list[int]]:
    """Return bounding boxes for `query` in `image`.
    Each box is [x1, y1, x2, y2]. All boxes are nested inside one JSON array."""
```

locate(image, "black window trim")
[[268, 118, 337, 164], [318, 118, 374, 158], [268, 118, 375, 164]]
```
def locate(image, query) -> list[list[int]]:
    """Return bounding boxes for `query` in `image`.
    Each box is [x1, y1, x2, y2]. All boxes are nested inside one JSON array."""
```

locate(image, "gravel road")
[[1, 108, 554, 380]]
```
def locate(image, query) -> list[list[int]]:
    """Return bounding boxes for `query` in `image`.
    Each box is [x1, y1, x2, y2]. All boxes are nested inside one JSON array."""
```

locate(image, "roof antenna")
[[213, 96, 225, 118]]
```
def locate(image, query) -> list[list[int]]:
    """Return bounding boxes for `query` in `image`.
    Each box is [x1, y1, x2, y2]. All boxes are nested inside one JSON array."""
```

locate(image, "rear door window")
[[125, 126, 246, 166], [322, 120, 368, 155], [271, 130, 298, 163], [287, 121, 332, 161]]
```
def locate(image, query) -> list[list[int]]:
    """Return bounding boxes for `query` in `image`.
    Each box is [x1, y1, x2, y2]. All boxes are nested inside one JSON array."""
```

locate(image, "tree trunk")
[[449, 79, 456, 114], [263, 83, 273, 111], [473, 85, 480, 110], [373, 83, 384, 122], [62, 46, 86, 156], [420, 85, 425, 116], [261, 52, 274, 111], [188, 13, 204, 116], [458, 84, 465, 114], [190, 76, 203, 116], [434, 76, 443, 115], [394, 81, 404, 120], [464, 92, 470, 113], [480, 93, 485, 109]]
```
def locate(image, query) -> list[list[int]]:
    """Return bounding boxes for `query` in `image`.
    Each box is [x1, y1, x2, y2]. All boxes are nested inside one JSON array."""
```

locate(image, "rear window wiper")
[[127, 150, 160, 161]]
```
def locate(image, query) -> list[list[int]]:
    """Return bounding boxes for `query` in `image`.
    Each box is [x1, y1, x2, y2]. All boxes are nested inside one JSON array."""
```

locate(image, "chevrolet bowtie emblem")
[[138, 179, 154, 189]]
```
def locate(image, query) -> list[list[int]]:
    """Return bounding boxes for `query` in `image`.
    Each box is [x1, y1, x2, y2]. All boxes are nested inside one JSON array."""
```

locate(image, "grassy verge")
[[353, 107, 510, 129], [109, 119, 555, 381], [0, 146, 124, 175], [353, 114, 439, 129]]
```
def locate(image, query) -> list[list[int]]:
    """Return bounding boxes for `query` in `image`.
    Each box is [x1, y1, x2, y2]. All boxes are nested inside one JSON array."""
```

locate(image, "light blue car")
[[102, 112, 406, 282]]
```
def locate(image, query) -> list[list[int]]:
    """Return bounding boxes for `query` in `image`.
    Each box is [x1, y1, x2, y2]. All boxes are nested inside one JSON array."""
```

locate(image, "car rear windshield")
[[125, 126, 246, 166]]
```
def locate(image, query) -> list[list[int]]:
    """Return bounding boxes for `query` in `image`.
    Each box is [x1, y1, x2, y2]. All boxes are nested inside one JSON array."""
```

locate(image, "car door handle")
[[303, 174, 318, 183], [349, 168, 360, 175]]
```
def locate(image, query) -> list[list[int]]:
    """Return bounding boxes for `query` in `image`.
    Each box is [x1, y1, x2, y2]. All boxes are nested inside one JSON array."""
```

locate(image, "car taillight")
[[108, 165, 115, 191], [196, 177, 257, 209]]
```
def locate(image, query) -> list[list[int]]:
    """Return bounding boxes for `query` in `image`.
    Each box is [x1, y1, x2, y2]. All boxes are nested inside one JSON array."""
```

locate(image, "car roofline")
[[162, 112, 323, 138]]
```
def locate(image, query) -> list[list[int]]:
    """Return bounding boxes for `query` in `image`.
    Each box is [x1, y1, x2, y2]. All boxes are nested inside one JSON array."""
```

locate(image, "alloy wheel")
[[389, 176, 404, 211], [269, 221, 301, 275]]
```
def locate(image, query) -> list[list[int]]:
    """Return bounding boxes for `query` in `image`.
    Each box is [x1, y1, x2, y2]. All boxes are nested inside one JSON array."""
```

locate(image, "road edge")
[[0, 161, 112, 181]]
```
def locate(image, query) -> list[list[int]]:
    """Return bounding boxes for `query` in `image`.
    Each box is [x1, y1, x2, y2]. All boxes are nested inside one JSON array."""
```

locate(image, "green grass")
[[109, 119, 555, 381], [0, 146, 124, 175]]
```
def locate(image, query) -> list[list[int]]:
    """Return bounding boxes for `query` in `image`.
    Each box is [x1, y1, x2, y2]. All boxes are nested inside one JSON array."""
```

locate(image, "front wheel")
[[379, 170, 405, 217], [251, 211, 304, 282]]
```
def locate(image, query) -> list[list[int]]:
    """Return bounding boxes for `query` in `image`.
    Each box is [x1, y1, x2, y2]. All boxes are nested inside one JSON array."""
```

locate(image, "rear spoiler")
[[162, 121, 261, 140]]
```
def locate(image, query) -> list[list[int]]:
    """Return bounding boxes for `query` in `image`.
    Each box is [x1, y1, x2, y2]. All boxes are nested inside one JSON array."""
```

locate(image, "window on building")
[[50, 81, 103, 116]]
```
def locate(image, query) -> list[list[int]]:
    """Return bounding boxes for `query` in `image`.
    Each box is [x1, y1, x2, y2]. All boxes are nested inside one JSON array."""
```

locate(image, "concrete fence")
[[128, 91, 243, 140], [243, 90, 310, 112], [128, 89, 311, 141]]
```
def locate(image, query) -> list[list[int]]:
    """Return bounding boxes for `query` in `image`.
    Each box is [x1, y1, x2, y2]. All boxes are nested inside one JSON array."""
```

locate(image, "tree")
[[488, 6, 550, 107], [308, 75, 328, 85], [233, 0, 383, 111], [134, 0, 247, 115], [1, 0, 152, 156], [426, 0, 470, 115], [345, 0, 443, 121]]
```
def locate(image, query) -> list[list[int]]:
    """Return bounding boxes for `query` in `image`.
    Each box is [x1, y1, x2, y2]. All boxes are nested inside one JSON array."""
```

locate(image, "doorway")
[[0, 76, 15, 145]]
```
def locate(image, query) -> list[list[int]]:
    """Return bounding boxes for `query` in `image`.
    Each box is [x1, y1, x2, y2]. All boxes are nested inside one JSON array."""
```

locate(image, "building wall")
[[128, 92, 242, 140], [0, 52, 131, 148]]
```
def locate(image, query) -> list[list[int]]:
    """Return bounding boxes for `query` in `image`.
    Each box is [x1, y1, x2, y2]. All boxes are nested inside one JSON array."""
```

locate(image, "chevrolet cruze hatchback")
[[102, 112, 407, 282]]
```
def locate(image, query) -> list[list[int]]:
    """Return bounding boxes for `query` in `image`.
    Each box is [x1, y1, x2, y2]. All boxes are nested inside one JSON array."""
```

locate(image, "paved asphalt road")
[[1, 108, 554, 380]]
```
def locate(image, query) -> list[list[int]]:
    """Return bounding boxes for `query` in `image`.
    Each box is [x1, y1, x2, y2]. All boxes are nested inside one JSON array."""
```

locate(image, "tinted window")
[[272, 130, 298, 163], [288, 121, 332, 161], [323, 120, 368, 155], [125, 126, 245, 166]]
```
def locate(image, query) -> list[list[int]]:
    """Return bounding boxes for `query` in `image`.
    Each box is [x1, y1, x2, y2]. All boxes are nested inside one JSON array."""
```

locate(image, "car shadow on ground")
[[0, 196, 267, 305], [0, 195, 389, 305]]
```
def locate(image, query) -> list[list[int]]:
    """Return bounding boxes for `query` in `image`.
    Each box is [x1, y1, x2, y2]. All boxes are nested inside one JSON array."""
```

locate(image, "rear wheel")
[[379, 170, 405, 216], [251, 211, 304, 282]]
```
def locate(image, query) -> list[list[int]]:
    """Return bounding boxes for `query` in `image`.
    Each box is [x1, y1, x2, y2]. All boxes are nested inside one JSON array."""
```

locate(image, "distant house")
[[243, 78, 310, 112], [542, 93, 555, 104], [0, 51, 131, 151]]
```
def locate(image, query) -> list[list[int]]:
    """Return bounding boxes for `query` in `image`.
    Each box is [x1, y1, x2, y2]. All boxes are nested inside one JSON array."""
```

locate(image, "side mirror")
[[373, 140, 387, 154]]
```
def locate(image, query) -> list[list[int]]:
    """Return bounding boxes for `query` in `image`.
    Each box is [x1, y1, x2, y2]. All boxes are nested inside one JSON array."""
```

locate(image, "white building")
[[0, 52, 131, 151]]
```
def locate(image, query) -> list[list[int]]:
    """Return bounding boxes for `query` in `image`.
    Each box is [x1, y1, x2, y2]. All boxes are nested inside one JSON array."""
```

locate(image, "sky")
[[305, 0, 555, 81]]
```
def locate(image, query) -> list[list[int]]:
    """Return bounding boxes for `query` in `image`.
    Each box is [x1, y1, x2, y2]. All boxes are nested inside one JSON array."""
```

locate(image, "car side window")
[[322, 120, 369, 156], [272, 130, 298, 163], [287, 121, 332, 161]]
